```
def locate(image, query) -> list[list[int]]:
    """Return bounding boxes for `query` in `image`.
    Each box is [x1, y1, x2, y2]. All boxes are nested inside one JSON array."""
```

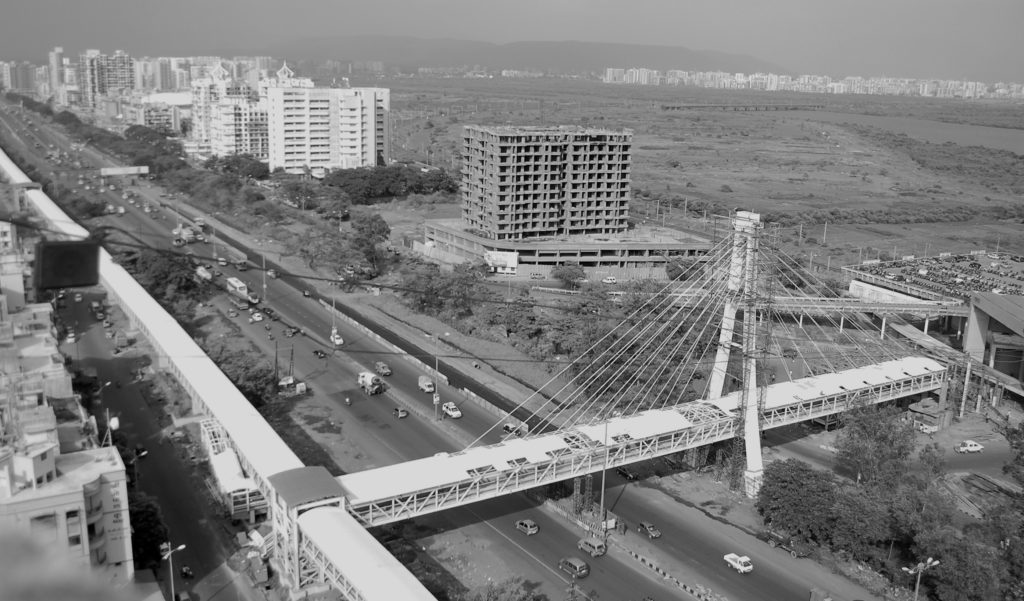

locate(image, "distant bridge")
[[661, 104, 826, 112]]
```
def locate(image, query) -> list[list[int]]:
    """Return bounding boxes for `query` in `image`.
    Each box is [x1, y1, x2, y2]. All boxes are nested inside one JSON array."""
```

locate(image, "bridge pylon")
[[707, 210, 767, 497]]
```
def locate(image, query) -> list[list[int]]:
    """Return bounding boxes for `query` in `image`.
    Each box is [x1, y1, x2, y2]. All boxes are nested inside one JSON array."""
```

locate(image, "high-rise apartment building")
[[75, 49, 135, 108], [189, 63, 252, 155], [461, 126, 632, 241], [210, 96, 268, 160], [266, 74, 389, 175], [47, 47, 63, 97]]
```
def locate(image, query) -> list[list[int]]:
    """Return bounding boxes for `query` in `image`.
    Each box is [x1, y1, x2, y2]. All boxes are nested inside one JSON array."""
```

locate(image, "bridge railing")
[[761, 370, 945, 428], [346, 367, 945, 527]]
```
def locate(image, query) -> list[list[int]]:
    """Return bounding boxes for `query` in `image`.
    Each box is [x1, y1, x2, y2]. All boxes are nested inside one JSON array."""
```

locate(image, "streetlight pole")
[[902, 557, 939, 601], [597, 419, 610, 540], [433, 334, 439, 421], [162, 542, 186, 601]]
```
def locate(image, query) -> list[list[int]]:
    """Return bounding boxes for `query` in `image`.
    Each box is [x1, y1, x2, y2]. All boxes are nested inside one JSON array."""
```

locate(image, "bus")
[[225, 277, 248, 300]]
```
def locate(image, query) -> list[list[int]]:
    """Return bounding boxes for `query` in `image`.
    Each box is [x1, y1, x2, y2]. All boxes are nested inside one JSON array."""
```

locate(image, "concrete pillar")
[[799, 314, 804, 328], [880, 315, 887, 340], [989, 345, 997, 369], [839, 314, 845, 334], [959, 360, 972, 418], [708, 301, 738, 399], [923, 317, 929, 335]]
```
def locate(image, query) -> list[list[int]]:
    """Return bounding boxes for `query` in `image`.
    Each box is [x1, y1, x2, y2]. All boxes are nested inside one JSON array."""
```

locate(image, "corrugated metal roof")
[[268, 466, 345, 508]]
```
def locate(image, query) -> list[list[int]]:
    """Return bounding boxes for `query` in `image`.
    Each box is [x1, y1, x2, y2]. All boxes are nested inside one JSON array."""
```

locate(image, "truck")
[[173, 225, 196, 243], [724, 553, 753, 574], [225, 277, 249, 301], [357, 372, 385, 395]]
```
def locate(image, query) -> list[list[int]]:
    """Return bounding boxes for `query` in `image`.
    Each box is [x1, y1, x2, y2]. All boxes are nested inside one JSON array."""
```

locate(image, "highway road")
[[0, 102, 882, 601]]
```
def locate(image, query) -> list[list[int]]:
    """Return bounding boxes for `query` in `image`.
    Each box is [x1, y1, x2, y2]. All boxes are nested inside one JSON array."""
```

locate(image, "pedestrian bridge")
[[338, 356, 944, 526]]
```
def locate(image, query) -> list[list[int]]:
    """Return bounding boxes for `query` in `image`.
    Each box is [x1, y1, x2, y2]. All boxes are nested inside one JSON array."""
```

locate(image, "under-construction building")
[[461, 125, 632, 241]]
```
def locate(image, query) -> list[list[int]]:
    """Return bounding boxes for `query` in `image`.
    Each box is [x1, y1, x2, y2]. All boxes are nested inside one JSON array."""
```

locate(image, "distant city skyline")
[[0, 0, 1020, 83]]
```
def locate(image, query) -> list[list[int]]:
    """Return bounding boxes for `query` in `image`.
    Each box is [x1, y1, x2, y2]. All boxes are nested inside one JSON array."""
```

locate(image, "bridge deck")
[[339, 357, 945, 526]]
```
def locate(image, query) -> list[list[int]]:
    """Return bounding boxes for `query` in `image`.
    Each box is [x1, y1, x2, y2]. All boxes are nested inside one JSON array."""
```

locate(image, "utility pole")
[[261, 254, 267, 302], [822, 221, 828, 245], [797, 223, 803, 246]]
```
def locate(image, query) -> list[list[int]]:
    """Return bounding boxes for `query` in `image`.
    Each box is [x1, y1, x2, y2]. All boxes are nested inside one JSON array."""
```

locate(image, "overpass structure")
[[2, 143, 952, 600], [339, 356, 942, 526]]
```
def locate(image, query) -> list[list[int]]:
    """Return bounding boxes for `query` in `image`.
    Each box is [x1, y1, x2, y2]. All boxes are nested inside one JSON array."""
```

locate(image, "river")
[[787, 110, 1024, 153]]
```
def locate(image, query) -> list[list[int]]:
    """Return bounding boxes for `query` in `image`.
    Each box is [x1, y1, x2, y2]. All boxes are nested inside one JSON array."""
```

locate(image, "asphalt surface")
[[0, 103, 887, 601]]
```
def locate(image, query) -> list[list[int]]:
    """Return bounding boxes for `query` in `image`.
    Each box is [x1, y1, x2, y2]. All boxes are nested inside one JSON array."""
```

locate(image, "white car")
[[515, 519, 539, 535], [249, 312, 264, 323], [442, 402, 462, 419], [601, 276, 617, 284], [66, 331, 77, 343], [955, 440, 984, 454], [329, 327, 344, 346]]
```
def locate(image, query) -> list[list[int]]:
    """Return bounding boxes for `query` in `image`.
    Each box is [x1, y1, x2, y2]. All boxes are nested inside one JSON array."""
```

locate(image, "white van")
[[577, 537, 607, 557], [418, 376, 435, 393]]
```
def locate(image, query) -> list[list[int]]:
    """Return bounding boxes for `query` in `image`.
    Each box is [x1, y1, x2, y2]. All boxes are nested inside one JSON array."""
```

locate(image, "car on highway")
[[66, 331, 76, 344], [262, 307, 276, 319], [102, 319, 112, 329], [955, 440, 984, 454], [724, 553, 753, 574], [601, 276, 617, 284], [637, 521, 662, 539], [441, 402, 462, 419], [313, 349, 328, 359], [217, 257, 228, 266], [249, 312, 264, 323], [392, 407, 409, 419], [329, 326, 344, 346], [558, 557, 589, 579], [515, 519, 539, 535], [502, 423, 523, 436], [374, 361, 392, 376], [74, 293, 83, 302], [134, 444, 148, 458]]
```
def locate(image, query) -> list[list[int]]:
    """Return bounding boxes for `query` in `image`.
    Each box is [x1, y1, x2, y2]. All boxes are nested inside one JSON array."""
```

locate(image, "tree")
[[281, 180, 319, 210], [551, 262, 586, 289], [350, 212, 391, 273], [830, 485, 890, 558], [835, 404, 916, 487], [128, 492, 168, 569], [756, 459, 837, 544], [915, 525, 1002, 601]]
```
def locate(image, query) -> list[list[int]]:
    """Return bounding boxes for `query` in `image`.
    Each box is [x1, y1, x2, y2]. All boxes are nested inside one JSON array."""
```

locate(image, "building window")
[[68, 534, 82, 546]]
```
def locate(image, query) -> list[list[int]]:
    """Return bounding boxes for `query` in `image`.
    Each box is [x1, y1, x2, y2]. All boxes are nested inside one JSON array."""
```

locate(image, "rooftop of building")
[[428, 218, 708, 247], [0, 446, 123, 505], [464, 124, 632, 137]]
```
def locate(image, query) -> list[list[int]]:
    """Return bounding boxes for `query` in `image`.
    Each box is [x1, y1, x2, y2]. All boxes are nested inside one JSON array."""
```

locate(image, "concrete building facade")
[[266, 81, 389, 175], [461, 125, 631, 241]]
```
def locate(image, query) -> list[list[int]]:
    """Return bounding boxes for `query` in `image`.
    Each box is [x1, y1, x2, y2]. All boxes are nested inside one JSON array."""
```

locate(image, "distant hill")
[[240, 35, 788, 75]]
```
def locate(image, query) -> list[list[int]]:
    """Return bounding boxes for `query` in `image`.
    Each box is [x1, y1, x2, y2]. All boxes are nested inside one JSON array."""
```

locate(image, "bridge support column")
[[839, 315, 845, 334], [923, 317, 930, 334], [742, 342, 764, 497], [880, 315, 887, 340], [708, 301, 737, 399]]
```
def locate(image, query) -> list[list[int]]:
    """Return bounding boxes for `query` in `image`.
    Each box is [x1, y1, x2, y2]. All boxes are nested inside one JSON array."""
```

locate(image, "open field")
[[369, 76, 1024, 262]]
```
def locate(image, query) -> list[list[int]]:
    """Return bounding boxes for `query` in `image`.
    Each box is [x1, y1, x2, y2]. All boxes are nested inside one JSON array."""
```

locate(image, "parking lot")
[[850, 252, 1024, 299]]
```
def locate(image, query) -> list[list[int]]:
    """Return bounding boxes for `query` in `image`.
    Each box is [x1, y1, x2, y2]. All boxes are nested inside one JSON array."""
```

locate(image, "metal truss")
[[761, 369, 945, 429], [298, 534, 363, 600], [345, 368, 945, 527]]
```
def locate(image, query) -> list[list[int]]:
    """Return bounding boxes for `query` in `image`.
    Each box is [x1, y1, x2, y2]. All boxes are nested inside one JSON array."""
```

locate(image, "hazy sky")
[[1, 0, 1021, 81]]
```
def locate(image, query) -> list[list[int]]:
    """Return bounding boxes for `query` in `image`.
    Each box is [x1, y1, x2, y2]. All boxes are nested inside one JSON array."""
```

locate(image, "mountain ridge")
[[231, 35, 789, 75]]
